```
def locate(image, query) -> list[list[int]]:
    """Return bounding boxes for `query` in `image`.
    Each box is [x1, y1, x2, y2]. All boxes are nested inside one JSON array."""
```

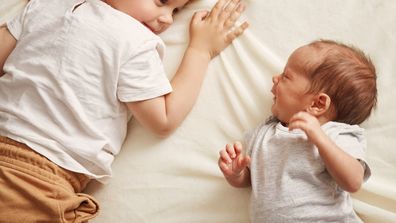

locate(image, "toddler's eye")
[[160, 0, 168, 4]]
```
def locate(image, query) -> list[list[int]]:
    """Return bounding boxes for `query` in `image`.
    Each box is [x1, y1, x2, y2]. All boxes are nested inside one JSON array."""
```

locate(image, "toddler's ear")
[[306, 93, 331, 116]]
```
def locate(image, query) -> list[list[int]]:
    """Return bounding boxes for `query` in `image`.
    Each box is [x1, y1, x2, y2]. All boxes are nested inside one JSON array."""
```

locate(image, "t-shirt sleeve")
[[6, 0, 36, 40], [334, 126, 371, 181], [117, 40, 172, 102]]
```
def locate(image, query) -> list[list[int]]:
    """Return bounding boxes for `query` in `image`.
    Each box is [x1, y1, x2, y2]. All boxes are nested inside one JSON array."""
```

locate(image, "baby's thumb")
[[244, 156, 251, 166], [238, 155, 250, 168]]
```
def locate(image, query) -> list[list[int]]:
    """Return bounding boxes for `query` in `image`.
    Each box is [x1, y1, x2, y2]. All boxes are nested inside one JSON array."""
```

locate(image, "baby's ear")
[[306, 93, 331, 116]]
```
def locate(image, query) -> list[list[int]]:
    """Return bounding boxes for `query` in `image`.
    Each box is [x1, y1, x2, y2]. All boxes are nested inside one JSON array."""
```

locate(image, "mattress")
[[1, 0, 395, 222]]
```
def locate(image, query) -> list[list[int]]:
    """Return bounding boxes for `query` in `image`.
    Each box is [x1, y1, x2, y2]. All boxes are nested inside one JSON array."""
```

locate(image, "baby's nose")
[[272, 75, 279, 84]]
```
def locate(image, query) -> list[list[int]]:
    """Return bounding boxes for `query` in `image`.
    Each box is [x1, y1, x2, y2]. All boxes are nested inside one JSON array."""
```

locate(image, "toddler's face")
[[270, 46, 319, 124], [105, 0, 189, 34]]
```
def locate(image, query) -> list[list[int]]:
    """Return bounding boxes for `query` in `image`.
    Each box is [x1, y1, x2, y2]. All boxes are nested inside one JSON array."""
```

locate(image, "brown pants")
[[0, 136, 99, 223]]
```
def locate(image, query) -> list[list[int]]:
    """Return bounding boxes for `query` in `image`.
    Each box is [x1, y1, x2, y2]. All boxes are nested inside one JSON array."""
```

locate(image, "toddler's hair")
[[304, 40, 377, 125]]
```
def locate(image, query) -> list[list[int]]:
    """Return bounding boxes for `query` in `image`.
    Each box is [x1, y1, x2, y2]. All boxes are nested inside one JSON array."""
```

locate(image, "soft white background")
[[1, 0, 395, 222]]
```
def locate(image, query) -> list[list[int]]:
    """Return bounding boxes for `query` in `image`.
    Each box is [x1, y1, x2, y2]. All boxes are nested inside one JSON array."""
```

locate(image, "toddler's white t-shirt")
[[0, 0, 172, 182]]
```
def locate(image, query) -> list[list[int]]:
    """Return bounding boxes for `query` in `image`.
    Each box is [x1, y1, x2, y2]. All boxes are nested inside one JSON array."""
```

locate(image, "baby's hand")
[[189, 0, 248, 59], [218, 141, 250, 179], [288, 111, 325, 144]]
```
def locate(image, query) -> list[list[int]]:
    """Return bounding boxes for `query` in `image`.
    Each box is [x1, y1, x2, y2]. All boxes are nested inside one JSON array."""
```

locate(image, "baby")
[[218, 40, 376, 222]]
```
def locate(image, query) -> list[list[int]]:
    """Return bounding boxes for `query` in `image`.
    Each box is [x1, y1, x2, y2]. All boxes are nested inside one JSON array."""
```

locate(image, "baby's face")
[[270, 46, 320, 123], [105, 0, 189, 34]]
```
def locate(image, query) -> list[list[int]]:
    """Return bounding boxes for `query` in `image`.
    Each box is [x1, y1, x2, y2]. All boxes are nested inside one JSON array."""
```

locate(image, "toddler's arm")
[[218, 141, 251, 187], [127, 0, 248, 136], [0, 24, 17, 75], [288, 112, 365, 193]]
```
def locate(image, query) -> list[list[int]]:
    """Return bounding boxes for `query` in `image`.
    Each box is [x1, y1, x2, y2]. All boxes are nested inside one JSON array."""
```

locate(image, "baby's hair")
[[304, 39, 377, 125]]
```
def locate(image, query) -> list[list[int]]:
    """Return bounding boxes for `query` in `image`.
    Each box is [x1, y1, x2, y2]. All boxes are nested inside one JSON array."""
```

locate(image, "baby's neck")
[[281, 115, 331, 127]]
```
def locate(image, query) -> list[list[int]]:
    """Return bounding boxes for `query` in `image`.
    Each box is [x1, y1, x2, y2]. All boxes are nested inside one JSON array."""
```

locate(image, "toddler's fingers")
[[225, 143, 236, 159], [219, 149, 232, 163], [226, 21, 248, 43], [219, 0, 240, 23], [224, 3, 245, 30], [208, 0, 227, 19]]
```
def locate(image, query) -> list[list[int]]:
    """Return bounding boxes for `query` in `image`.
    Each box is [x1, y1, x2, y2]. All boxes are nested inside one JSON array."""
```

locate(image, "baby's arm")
[[218, 141, 251, 187], [289, 112, 365, 193], [0, 24, 17, 75], [127, 0, 248, 137]]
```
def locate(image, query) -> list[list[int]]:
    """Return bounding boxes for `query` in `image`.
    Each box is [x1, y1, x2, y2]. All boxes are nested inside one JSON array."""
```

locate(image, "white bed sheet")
[[1, 0, 395, 222]]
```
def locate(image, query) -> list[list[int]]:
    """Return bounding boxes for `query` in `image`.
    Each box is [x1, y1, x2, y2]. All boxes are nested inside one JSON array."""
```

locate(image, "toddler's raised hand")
[[218, 141, 250, 179], [189, 0, 248, 59]]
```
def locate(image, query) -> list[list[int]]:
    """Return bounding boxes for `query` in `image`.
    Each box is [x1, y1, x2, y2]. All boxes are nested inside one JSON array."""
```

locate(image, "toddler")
[[0, 0, 248, 222]]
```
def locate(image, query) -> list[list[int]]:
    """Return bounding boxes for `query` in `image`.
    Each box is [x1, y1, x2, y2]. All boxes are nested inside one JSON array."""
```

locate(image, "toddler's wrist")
[[186, 45, 212, 61]]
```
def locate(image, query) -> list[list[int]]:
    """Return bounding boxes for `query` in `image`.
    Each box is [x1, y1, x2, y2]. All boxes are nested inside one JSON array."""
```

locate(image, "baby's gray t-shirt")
[[245, 118, 370, 223]]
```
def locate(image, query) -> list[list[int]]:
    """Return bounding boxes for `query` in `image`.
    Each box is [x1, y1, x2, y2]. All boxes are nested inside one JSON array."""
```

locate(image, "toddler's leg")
[[0, 136, 99, 223]]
